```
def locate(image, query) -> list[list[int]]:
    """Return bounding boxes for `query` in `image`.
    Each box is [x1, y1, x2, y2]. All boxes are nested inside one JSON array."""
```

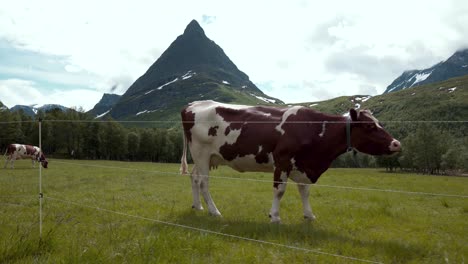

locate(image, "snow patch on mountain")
[[250, 94, 276, 103], [95, 110, 110, 119], [412, 70, 433, 85]]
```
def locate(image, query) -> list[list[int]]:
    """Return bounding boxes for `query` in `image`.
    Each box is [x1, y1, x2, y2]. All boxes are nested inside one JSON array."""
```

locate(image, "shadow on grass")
[[169, 210, 424, 263]]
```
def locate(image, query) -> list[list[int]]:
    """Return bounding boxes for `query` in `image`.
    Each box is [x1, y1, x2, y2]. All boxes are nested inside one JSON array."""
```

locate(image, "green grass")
[[1, 159, 467, 263]]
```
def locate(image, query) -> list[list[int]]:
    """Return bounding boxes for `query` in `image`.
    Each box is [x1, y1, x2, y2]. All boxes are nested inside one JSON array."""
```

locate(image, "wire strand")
[[46, 196, 382, 264], [1, 120, 467, 124], [51, 160, 468, 199]]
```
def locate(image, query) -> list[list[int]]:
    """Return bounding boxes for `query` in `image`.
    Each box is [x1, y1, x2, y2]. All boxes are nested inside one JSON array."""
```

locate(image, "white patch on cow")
[[275, 106, 302, 135], [319, 121, 328, 137], [225, 128, 242, 145], [187, 100, 249, 156], [258, 145, 263, 154]]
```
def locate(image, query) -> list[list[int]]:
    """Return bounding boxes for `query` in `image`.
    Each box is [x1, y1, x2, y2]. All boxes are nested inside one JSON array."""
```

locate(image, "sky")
[[1, 0, 467, 111]]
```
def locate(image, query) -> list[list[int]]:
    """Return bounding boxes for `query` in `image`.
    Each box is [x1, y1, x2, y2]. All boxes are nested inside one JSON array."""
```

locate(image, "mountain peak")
[[109, 18, 282, 120], [183, 20, 205, 36]]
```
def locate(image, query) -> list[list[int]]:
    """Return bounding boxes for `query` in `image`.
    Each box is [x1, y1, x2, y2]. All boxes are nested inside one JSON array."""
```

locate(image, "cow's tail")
[[180, 131, 189, 175], [3, 146, 8, 158]]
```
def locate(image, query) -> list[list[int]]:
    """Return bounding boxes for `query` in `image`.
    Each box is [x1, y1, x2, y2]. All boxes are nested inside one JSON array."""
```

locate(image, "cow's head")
[[349, 109, 401, 155], [39, 153, 48, 168]]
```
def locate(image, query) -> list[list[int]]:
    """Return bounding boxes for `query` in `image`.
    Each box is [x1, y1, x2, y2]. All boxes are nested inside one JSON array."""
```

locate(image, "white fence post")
[[39, 118, 43, 238]]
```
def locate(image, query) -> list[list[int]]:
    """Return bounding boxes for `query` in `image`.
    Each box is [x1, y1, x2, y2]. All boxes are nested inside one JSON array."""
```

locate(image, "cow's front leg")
[[269, 169, 288, 223], [297, 184, 316, 221]]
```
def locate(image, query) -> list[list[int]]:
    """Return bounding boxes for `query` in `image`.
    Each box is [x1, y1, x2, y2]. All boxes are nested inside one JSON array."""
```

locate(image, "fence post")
[[39, 118, 43, 239]]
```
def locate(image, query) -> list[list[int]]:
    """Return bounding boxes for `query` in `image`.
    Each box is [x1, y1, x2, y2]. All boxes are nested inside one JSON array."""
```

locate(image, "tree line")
[[1, 108, 466, 174], [0, 108, 184, 163], [333, 123, 467, 175]]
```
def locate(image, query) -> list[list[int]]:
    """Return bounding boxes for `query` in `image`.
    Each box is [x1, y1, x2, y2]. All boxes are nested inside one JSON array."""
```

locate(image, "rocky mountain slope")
[[384, 49, 468, 93]]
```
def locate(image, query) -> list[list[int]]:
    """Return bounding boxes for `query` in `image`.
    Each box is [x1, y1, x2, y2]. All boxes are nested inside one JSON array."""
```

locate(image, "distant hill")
[[294, 75, 467, 139], [87, 93, 121, 118], [0, 101, 7, 112], [294, 95, 373, 116], [107, 20, 282, 123], [384, 49, 468, 93], [9, 104, 69, 117]]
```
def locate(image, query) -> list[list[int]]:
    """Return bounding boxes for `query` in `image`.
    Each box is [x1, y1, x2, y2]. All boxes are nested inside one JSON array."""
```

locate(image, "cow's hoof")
[[270, 218, 281, 224], [209, 211, 222, 217], [269, 213, 281, 223], [304, 215, 316, 221], [192, 205, 204, 211]]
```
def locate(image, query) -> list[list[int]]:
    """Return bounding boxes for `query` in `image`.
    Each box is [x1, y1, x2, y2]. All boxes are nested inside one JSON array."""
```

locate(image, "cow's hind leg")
[[297, 184, 316, 221], [197, 164, 221, 216], [190, 166, 204, 211]]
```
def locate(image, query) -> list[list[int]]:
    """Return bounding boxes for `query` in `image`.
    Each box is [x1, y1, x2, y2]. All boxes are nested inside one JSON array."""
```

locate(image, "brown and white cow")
[[4, 144, 49, 169], [180, 100, 401, 222]]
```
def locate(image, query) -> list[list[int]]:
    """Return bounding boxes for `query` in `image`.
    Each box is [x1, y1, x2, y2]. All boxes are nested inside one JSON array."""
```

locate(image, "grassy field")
[[1, 159, 467, 263]]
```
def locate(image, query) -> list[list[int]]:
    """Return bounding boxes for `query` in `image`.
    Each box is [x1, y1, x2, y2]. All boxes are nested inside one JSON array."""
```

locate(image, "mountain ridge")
[[384, 49, 468, 93], [9, 104, 69, 117]]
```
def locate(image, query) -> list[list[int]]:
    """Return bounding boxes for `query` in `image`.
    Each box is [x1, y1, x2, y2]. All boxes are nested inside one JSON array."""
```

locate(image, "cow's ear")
[[349, 109, 358, 121]]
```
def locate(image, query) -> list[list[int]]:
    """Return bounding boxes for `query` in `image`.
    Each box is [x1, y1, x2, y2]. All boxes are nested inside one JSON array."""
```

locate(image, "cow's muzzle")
[[389, 140, 401, 152]]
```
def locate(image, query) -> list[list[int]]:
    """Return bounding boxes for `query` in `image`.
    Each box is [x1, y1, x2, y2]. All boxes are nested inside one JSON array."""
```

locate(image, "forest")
[[1, 108, 466, 175]]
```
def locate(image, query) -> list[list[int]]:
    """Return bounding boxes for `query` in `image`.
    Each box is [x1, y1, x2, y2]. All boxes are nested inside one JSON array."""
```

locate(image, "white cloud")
[[0, 79, 102, 111], [1, 0, 467, 106]]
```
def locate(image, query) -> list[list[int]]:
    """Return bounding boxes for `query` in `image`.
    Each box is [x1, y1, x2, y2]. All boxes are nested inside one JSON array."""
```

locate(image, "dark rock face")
[[88, 93, 121, 117], [384, 49, 468, 93], [109, 19, 281, 120]]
